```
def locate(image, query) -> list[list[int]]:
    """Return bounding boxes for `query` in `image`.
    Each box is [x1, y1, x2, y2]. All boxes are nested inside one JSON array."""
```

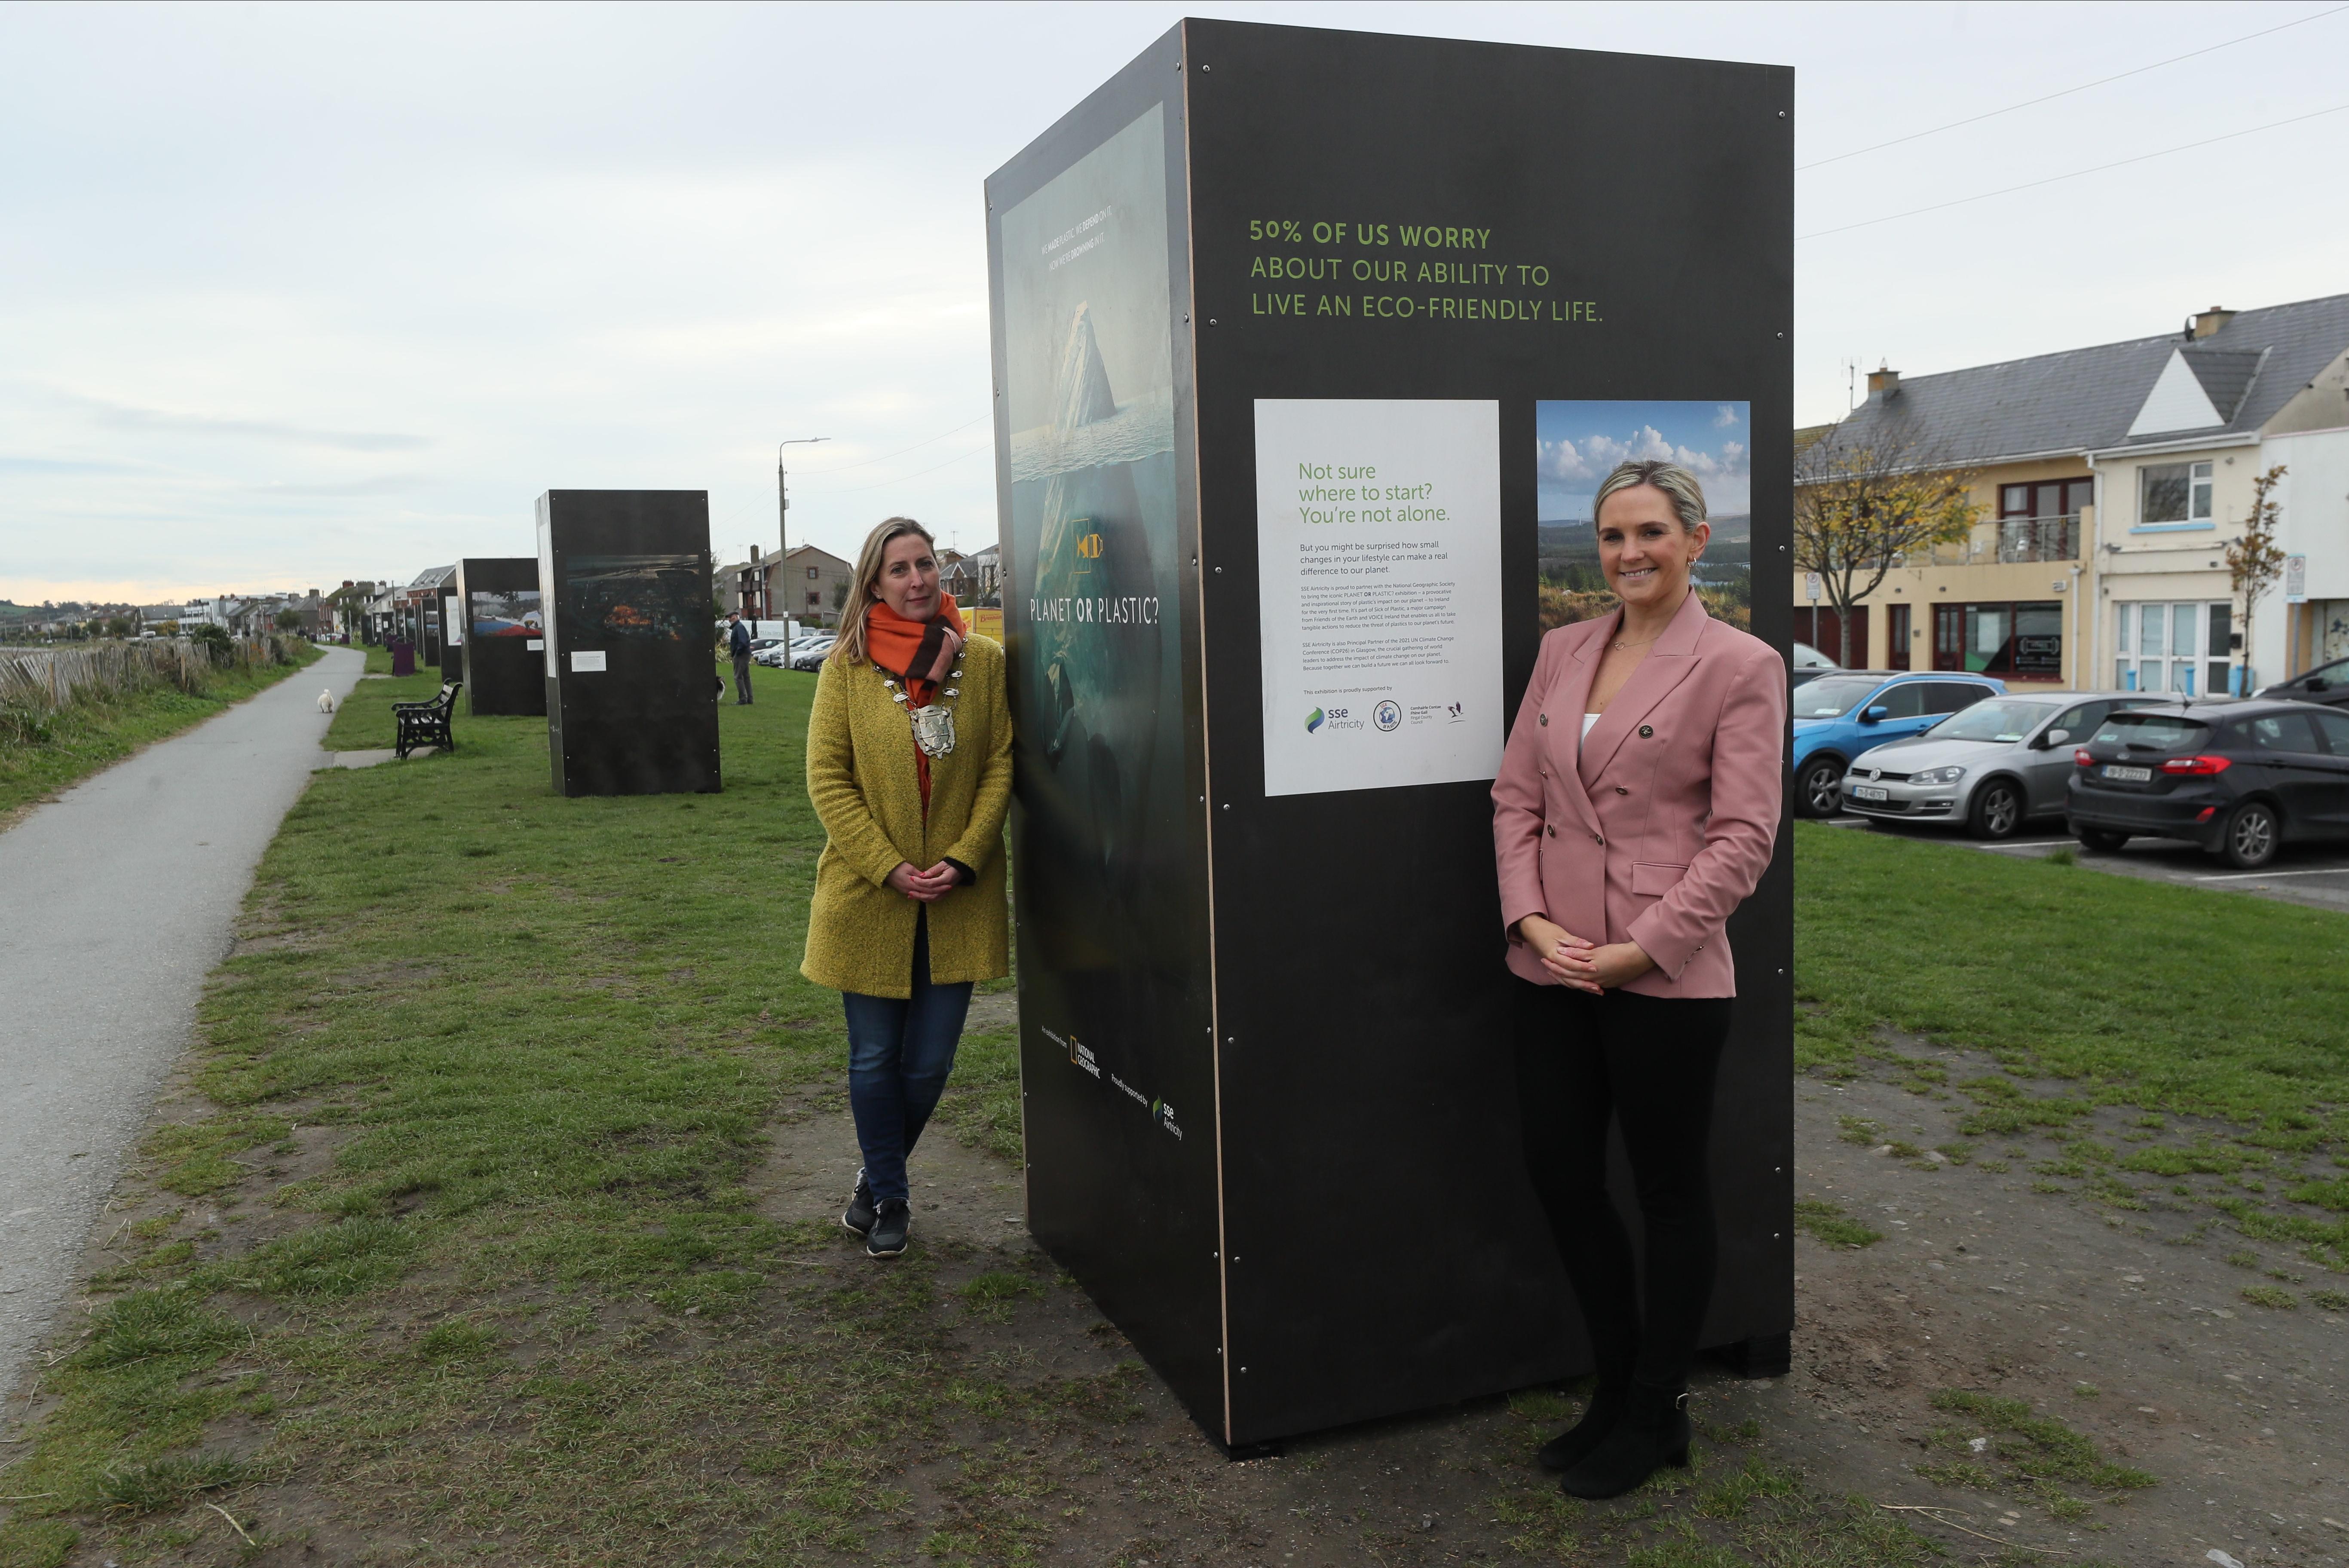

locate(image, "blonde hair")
[[1592, 459, 1708, 530], [829, 516, 936, 666]]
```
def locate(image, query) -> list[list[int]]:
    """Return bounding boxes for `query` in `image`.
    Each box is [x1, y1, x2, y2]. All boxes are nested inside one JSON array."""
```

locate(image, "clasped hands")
[[886, 862, 961, 904], [1515, 914, 1654, 993]]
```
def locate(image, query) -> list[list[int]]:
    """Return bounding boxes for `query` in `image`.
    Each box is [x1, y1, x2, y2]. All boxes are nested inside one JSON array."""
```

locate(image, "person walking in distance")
[[1491, 459, 1785, 1499], [726, 609, 754, 704], [802, 518, 1013, 1258]]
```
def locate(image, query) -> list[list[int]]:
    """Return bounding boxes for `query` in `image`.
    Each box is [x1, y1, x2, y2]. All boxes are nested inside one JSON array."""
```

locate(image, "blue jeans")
[[841, 916, 971, 1204]]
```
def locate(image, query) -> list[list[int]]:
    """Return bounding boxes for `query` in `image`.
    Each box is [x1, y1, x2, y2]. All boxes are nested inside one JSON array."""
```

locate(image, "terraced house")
[[1798, 292, 2349, 694]]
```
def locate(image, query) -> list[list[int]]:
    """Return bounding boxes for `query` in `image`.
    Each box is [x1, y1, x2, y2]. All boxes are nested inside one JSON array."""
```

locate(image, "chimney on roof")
[[1866, 364, 1901, 398], [750, 543, 761, 562], [2190, 306, 2235, 340]]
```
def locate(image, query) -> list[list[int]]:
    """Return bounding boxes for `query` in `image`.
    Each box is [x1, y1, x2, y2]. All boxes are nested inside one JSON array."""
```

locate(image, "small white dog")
[[317, 688, 336, 713]]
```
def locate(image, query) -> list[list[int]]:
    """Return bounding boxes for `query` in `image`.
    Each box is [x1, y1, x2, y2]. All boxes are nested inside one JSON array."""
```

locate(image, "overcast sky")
[[4, 1, 2346, 605]]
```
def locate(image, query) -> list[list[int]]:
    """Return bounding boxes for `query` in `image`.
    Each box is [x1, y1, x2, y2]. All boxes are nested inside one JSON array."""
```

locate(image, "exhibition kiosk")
[[454, 557, 548, 717], [536, 490, 720, 796], [986, 18, 1794, 1448]]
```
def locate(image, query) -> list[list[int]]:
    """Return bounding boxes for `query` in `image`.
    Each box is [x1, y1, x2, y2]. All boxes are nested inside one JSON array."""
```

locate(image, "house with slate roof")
[[1803, 294, 2349, 694]]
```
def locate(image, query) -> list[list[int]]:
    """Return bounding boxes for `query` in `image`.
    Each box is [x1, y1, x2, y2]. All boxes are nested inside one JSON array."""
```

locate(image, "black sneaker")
[[867, 1198, 910, 1258], [841, 1169, 876, 1236]]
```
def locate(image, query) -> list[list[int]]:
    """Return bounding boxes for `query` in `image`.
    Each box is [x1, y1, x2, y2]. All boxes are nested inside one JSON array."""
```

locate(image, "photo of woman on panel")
[[1491, 459, 1786, 1498]]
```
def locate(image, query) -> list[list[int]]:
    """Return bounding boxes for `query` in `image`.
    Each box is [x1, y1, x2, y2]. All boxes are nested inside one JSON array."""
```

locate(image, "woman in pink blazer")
[[1491, 459, 1785, 1499]]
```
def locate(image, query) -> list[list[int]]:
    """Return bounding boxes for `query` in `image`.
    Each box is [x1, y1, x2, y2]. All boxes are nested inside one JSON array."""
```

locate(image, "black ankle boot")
[[1536, 1377, 1630, 1473], [1559, 1378, 1690, 1498]]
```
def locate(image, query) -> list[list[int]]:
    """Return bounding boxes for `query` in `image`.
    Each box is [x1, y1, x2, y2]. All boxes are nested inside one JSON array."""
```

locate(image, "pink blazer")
[[1491, 589, 1785, 998]]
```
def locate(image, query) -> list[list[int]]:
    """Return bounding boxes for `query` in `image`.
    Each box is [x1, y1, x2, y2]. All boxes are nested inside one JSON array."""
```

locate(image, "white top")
[[1581, 711, 1600, 753]]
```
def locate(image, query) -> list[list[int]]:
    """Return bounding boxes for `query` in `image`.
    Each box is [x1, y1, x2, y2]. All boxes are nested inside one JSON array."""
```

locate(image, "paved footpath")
[[0, 647, 366, 1408]]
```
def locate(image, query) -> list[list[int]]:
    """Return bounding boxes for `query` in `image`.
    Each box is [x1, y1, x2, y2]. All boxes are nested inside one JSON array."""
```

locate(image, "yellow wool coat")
[[800, 634, 1013, 998]]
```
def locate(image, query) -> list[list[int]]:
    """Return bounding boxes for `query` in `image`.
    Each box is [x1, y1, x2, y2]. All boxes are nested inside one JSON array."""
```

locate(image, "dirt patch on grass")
[[22, 1032, 2327, 1567], [1779, 1041, 2349, 1565]]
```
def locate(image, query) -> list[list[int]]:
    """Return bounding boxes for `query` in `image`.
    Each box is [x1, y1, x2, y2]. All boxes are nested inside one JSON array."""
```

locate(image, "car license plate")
[[1851, 785, 1890, 802], [2101, 764, 2151, 782]]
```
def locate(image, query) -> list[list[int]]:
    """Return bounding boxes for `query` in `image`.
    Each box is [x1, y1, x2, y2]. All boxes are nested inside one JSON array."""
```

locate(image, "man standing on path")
[[727, 610, 754, 705]]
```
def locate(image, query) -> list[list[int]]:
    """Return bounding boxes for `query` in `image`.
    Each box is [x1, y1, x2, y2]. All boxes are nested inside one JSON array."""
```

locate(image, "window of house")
[[2139, 461, 2214, 527], [1932, 601, 2062, 677], [808, 567, 819, 579], [1998, 479, 2092, 519]]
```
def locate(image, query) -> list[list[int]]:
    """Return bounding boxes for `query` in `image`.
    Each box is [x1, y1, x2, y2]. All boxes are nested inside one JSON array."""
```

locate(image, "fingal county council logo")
[[1305, 707, 1324, 733], [1373, 700, 1402, 732]]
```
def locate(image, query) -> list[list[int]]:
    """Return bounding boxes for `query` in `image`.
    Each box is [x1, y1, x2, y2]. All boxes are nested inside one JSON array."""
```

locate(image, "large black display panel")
[[536, 491, 720, 797], [988, 19, 1793, 1448], [454, 557, 547, 717]]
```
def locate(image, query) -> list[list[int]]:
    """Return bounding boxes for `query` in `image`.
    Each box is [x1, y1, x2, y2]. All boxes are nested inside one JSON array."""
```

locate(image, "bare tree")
[[1794, 432, 1981, 667], [2226, 464, 2287, 694]]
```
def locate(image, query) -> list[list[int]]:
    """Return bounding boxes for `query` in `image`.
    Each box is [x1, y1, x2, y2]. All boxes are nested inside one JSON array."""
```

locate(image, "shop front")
[[1931, 599, 2064, 681]]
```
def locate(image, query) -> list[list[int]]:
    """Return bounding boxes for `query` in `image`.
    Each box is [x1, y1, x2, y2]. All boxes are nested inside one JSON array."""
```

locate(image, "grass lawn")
[[0, 665, 1157, 1568], [1797, 821, 2349, 1266], [320, 649, 448, 752], [0, 643, 324, 821], [1795, 822, 2349, 1124], [8, 682, 2200, 1567]]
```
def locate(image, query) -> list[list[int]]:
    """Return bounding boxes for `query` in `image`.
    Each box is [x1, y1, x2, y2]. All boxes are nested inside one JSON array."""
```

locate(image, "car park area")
[[1837, 691, 2168, 839], [1828, 813, 2349, 913]]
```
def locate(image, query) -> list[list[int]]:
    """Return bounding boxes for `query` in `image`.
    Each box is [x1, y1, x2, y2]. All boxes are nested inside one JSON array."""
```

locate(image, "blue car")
[[1791, 670, 2006, 817]]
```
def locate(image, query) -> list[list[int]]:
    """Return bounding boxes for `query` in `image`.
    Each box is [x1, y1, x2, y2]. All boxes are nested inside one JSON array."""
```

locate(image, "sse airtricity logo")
[[1305, 707, 1324, 733], [1373, 700, 1401, 731]]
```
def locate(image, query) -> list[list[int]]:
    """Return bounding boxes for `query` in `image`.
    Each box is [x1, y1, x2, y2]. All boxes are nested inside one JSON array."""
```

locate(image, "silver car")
[[1840, 692, 2167, 839]]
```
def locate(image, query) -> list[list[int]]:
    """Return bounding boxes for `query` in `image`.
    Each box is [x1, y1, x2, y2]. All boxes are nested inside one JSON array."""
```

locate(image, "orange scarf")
[[865, 593, 965, 809]]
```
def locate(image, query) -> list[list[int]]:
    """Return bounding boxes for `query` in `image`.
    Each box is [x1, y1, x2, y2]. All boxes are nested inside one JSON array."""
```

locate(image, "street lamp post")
[[777, 436, 828, 628]]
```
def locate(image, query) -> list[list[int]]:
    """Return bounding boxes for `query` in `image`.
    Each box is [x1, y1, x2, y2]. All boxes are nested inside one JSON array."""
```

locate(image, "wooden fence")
[[0, 636, 300, 720]]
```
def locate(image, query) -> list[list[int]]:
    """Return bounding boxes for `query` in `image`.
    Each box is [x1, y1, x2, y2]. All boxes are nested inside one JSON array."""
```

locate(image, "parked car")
[[1841, 692, 2164, 839], [790, 638, 836, 671], [750, 643, 795, 668], [1790, 671, 2004, 818], [2258, 655, 2349, 711], [2066, 698, 2349, 869], [1790, 642, 1838, 689]]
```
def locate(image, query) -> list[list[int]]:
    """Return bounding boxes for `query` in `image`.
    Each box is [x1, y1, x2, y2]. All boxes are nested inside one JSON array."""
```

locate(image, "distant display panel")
[[471, 588, 542, 639], [563, 555, 705, 643]]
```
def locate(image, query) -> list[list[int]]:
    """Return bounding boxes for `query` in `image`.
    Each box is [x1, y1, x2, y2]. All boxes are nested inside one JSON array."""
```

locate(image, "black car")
[[2258, 654, 2349, 710], [2065, 699, 2349, 869]]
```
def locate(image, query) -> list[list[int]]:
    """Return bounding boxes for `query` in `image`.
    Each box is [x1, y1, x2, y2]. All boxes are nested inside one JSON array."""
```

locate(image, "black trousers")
[[1514, 980, 1733, 1389], [732, 652, 753, 704]]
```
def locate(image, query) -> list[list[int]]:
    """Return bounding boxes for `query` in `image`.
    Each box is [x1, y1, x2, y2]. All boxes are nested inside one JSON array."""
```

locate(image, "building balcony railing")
[[1917, 513, 2082, 567]]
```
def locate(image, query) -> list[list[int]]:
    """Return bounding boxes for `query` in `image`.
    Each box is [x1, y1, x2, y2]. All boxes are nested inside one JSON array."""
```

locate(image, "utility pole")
[[778, 436, 829, 627]]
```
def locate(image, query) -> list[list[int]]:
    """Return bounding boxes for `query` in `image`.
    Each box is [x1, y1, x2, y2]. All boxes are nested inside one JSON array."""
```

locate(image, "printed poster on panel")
[[1001, 103, 1190, 1114]]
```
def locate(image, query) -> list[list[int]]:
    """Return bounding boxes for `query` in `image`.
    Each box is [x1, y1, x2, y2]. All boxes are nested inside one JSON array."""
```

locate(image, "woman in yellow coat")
[[802, 517, 1013, 1258]]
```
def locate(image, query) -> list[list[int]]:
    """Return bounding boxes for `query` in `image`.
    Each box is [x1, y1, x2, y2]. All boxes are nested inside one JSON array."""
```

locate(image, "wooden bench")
[[393, 681, 460, 759]]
